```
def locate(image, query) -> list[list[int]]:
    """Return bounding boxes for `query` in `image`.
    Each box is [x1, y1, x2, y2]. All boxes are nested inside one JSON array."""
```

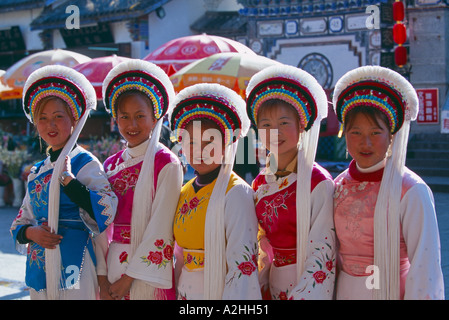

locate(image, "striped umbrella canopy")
[[73, 54, 132, 100], [170, 52, 281, 99], [143, 34, 256, 76], [0, 49, 91, 100]]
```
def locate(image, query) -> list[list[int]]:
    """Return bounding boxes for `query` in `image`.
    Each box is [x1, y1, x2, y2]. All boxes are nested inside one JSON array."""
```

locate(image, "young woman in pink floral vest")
[[333, 66, 444, 300], [95, 60, 183, 300]]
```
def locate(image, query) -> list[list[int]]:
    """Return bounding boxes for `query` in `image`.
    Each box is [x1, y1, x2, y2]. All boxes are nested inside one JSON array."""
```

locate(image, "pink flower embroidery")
[[28, 243, 45, 269], [128, 173, 139, 187], [180, 203, 189, 215], [234, 243, 258, 279], [163, 245, 173, 260], [147, 251, 163, 265], [154, 239, 164, 248], [140, 239, 174, 268], [266, 205, 274, 217], [238, 261, 256, 276], [112, 178, 127, 195], [43, 174, 52, 184], [259, 190, 291, 232], [15, 208, 23, 221], [279, 291, 288, 300], [313, 270, 327, 284], [273, 194, 285, 207], [35, 182, 42, 194], [31, 250, 37, 261], [119, 251, 128, 264], [326, 260, 333, 272], [176, 196, 206, 225], [189, 197, 200, 210]]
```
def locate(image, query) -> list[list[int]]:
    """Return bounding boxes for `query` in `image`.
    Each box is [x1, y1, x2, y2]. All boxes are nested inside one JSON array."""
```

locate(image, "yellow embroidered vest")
[[173, 172, 243, 270]]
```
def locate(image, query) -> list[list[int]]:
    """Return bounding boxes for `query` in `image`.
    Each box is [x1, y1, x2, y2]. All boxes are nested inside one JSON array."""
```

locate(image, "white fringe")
[[246, 64, 328, 287], [332, 65, 418, 300], [203, 143, 236, 299], [102, 59, 174, 114], [23, 65, 96, 123], [128, 120, 162, 300], [45, 110, 90, 300], [23, 65, 96, 300]]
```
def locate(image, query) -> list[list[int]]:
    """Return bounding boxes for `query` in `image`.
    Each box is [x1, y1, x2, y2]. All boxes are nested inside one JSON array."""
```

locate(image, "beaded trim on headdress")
[[246, 65, 328, 131], [102, 60, 174, 120], [23, 65, 96, 123], [335, 80, 404, 134], [333, 65, 419, 134], [170, 83, 250, 146]]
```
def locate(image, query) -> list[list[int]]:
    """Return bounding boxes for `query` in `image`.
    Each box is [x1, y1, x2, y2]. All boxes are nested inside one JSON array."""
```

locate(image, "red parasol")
[[73, 54, 132, 100], [143, 34, 256, 76]]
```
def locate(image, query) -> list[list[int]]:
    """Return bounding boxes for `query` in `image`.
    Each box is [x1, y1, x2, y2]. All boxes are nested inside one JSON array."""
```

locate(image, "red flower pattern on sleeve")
[[140, 239, 174, 269]]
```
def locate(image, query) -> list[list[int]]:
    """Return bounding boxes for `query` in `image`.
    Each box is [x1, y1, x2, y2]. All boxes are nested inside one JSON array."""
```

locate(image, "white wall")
[[145, 0, 205, 57], [268, 34, 364, 89], [0, 8, 44, 51], [0, 0, 244, 59], [144, 0, 243, 57]]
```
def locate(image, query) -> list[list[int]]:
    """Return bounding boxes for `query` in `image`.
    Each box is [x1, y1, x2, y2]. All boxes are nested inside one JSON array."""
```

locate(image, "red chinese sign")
[[441, 110, 449, 134], [416, 88, 439, 124]]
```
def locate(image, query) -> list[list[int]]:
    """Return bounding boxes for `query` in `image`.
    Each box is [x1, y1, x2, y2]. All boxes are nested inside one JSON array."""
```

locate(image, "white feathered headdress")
[[246, 64, 329, 285], [333, 65, 419, 300], [169, 83, 250, 299], [102, 59, 174, 120], [102, 59, 176, 299], [22, 65, 96, 300], [23, 65, 96, 123]]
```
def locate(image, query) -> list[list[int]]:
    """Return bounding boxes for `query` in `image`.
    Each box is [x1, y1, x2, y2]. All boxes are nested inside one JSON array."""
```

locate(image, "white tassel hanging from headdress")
[[332, 65, 419, 300], [128, 120, 163, 300], [45, 110, 90, 299], [203, 141, 236, 299], [24, 65, 97, 300]]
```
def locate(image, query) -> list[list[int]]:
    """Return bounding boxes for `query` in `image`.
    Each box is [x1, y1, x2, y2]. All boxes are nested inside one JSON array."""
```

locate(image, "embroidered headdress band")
[[170, 83, 250, 146], [102, 59, 174, 120], [333, 65, 418, 134], [246, 65, 328, 131], [23, 65, 96, 123]]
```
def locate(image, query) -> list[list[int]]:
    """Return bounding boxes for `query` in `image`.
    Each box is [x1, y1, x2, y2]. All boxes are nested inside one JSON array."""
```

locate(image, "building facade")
[[1, 0, 448, 139], [0, 0, 228, 136], [235, 0, 449, 135]]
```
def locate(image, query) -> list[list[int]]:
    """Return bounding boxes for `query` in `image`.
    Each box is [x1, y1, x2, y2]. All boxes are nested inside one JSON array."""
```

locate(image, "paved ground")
[[1, 191, 448, 300], [0, 206, 29, 300]]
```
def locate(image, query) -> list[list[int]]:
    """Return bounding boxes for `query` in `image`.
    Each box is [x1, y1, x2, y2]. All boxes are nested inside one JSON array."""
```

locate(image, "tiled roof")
[[30, 0, 171, 30], [0, 0, 45, 13], [191, 11, 247, 36]]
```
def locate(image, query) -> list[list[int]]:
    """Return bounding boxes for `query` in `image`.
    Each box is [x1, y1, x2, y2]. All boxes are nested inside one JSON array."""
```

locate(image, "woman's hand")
[[109, 274, 134, 300], [59, 156, 75, 186], [98, 275, 114, 300], [25, 225, 62, 249]]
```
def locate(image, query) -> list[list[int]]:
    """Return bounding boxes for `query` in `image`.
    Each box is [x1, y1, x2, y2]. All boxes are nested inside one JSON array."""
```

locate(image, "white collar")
[[356, 158, 387, 173], [123, 139, 150, 160]]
